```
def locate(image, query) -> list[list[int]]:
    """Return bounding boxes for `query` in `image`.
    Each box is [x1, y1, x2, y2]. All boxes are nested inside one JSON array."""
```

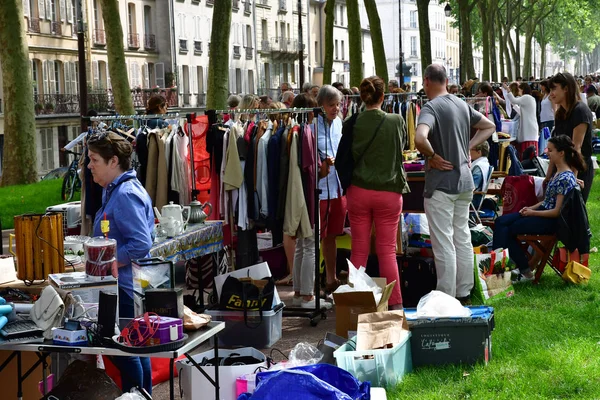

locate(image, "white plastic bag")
[[333, 260, 383, 304], [115, 388, 146, 400], [416, 290, 472, 318]]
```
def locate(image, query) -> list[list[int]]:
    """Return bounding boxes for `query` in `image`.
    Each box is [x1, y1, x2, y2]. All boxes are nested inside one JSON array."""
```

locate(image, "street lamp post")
[[399, 0, 403, 86]]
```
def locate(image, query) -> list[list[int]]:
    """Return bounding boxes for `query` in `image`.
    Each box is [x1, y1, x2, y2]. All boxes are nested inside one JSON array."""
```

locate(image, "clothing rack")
[[206, 107, 328, 326], [89, 113, 181, 121]]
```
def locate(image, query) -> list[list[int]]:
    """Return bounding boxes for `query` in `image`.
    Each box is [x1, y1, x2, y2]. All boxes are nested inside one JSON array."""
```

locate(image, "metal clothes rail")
[[89, 113, 181, 121]]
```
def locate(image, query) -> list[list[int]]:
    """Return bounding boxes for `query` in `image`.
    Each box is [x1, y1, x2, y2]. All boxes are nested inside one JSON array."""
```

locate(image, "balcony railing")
[[196, 93, 206, 107], [233, 45, 241, 59], [271, 37, 297, 53], [144, 34, 156, 51], [93, 29, 106, 46], [51, 21, 61, 36], [29, 18, 41, 33], [194, 40, 203, 55], [32, 89, 179, 115], [232, 0, 240, 11], [131, 89, 179, 109], [128, 33, 140, 49], [244, 1, 252, 14], [246, 47, 253, 60], [179, 39, 188, 53]]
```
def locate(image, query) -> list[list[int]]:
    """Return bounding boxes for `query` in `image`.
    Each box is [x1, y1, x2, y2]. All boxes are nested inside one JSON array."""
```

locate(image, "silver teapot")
[[188, 200, 213, 224]]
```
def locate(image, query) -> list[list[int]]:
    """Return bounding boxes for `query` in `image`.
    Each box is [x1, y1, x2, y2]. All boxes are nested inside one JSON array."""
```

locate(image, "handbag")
[[562, 252, 591, 284], [335, 114, 386, 192], [219, 275, 275, 328], [552, 247, 589, 273], [30, 285, 65, 339]]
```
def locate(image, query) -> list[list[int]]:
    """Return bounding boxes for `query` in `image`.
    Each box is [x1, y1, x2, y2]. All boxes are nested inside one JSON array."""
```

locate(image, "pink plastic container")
[[136, 315, 183, 346]]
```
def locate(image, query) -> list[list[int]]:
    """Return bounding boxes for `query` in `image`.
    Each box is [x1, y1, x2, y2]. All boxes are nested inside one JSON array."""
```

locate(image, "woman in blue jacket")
[[88, 132, 155, 394]]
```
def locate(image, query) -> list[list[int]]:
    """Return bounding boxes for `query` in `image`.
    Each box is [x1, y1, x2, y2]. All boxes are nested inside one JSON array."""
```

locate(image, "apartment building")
[[309, 0, 376, 87], [172, 0, 258, 107]]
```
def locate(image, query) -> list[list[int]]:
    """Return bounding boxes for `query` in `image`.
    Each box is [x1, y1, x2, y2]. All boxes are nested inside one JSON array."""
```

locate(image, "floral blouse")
[[542, 171, 577, 210]]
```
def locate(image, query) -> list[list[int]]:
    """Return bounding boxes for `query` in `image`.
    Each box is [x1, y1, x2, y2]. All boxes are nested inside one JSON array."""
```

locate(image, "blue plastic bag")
[[238, 364, 370, 400]]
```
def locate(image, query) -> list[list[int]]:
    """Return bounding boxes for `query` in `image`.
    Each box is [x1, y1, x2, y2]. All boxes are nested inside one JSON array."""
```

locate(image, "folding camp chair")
[[470, 166, 495, 225], [516, 234, 558, 284]]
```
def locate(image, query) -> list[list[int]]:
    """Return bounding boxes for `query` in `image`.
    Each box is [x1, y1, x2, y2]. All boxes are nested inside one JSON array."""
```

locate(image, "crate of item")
[[333, 332, 412, 387], [205, 303, 284, 348], [404, 306, 495, 367]]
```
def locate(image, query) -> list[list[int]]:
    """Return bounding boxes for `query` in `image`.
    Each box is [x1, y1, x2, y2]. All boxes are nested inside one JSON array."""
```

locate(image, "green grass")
[[388, 173, 600, 399], [0, 179, 80, 230]]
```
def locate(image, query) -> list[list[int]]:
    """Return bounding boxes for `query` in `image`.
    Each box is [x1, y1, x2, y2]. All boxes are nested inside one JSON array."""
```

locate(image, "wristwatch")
[[426, 152, 436, 160]]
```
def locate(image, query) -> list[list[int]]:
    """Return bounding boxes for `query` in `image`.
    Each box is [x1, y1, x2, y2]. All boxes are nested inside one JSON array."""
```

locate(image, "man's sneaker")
[[456, 296, 472, 306], [510, 268, 521, 276], [301, 298, 333, 310], [513, 273, 535, 283]]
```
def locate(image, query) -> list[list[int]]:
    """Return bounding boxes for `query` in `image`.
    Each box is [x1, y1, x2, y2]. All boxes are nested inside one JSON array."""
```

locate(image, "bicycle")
[[61, 149, 82, 202]]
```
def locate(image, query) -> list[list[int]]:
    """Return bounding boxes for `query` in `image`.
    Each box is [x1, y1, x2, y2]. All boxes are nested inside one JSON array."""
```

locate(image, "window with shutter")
[[23, 0, 31, 18], [38, 0, 45, 19], [67, 0, 73, 23], [64, 62, 70, 94], [42, 61, 49, 95], [155, 63, 165, 87], [45, 0, 52, 20], [93, 61, 99, 89], [143, 63, 149, 88], [60, 0, 65, 21], [49, 61, 56, 94]]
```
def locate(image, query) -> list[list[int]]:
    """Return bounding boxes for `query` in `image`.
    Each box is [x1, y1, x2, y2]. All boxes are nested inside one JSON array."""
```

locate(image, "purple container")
[[135, 315, 183, 346]]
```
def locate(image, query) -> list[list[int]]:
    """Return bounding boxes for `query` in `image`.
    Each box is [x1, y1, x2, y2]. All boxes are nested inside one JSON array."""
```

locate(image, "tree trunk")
[[100, 0, 134, 115], [458, 0, 476, 82], [540, 41, 547, 78], [416, 0, 432, 76], [478, 0, 490, 81], [497, 18, 505, 79], [489, 1, 498, 82], [206, 0, 232, 109], [514, 21, 521, 76], [521, 26, 535, 79], [346, 0, 362, 87], [323, 0, 335, 84], [0, 0, 38, 185], [364, 0, 389, 86], [508, 33, 517, 79]]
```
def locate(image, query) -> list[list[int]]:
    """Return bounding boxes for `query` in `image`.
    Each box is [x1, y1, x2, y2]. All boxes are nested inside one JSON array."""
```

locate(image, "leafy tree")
[[100, 0, 134, 115], [0, 0, 38, 185], [363, 0, 389, 86], [346, 0, 362, 87], [206, 0, 232, 109]]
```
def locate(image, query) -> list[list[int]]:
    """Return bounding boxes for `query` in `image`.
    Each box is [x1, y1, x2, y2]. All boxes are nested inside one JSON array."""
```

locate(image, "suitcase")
[[397, 255, 437, 308]]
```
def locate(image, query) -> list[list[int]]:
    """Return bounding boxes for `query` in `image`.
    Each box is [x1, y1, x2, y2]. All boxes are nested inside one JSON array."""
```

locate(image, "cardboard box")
[[333, 278, 395, 338], [52, 327, 88, 346], [49, 271, 118, 304]]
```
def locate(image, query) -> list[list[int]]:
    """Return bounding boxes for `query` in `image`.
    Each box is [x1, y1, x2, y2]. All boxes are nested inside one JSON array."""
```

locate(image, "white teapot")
[[161, 201, 191, 231], [158, 216, 183, 237]]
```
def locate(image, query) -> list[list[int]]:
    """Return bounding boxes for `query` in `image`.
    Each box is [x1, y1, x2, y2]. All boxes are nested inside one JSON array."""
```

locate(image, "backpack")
[[335, 113, 386, 193]]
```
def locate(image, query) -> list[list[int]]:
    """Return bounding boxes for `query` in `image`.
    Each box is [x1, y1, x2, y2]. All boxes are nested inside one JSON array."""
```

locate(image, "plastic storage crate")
[[205, 303, 284, 348], [404, 306, 495, 367], [333, 332, 412, 387]]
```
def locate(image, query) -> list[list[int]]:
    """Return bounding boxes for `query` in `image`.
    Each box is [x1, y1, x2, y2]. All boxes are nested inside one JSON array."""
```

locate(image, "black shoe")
[[456, 296, 472, 306]]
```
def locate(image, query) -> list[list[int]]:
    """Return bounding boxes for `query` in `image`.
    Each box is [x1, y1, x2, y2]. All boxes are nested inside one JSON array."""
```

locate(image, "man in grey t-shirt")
[[415, 64, 496, 302]]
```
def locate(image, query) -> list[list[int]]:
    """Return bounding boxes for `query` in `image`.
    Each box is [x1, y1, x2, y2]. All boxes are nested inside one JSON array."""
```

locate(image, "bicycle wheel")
[[61, 169, 76, 201]]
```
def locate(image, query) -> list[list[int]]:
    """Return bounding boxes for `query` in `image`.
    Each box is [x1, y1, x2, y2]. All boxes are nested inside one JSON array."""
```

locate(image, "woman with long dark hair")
[[493, 135, 586, 282], [548, 72, 594, 202]]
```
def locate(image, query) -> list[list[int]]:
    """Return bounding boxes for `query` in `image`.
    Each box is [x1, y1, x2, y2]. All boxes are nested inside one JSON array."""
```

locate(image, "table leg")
[[197, 256, 204, 310], [169, 358, 175, 400], [17, 351, 22, 400], [42, 353, 48, 396], [214, 334, 219, 400]]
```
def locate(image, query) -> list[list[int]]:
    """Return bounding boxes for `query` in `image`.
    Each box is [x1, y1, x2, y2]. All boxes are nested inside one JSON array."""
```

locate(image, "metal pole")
[[298, 0, 305, 88], [76, 0, 88, 132], [398, 0, 403, 86]]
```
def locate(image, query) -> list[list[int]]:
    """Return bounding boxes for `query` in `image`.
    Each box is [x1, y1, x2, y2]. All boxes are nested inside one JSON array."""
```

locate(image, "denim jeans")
[[111, 287, 153, 394], [492, 211, 558, 274]]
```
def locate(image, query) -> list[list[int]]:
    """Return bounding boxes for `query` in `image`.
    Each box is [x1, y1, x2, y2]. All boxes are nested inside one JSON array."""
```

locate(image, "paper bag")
[[471, 248, 515, 304], [355, 310, 408, 351]]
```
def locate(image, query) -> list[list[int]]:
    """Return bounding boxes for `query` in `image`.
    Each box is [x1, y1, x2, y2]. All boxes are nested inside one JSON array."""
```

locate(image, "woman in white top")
[[539, 80, 555, 153], [503, 82, 540, 158]]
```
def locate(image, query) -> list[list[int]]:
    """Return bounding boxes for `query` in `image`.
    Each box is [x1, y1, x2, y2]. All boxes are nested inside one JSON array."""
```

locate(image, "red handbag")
[[501, 175, 538, 214], [552, 248, 589, 273]]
